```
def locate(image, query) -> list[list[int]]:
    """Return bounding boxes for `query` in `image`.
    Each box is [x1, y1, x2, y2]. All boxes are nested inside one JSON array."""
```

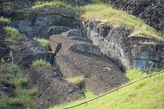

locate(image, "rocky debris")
[[83, 19, 164, 70], [27, 66, 84, 109], [49, 30, 129, 94], [103, 0, 164, 34]]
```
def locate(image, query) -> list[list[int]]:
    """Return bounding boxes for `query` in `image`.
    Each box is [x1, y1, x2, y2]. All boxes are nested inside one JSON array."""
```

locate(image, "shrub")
[[32, 0, 73, 10], [66, 76, 84, 86], [0, 16, 11, 24], [4, 27, 20, 40], [32, 59, 52, 67]]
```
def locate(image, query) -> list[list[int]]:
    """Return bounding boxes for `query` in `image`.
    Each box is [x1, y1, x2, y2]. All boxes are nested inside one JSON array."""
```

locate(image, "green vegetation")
[[32, 0, 73, 9], [126, 68, 147, 81], [0, 64, 36, 108], [34, 37, 51, 51], [66, 76, 84, 86], [4, 26, 20, 40], [32, 59, 52, 67], [54, 69, 164, 109], [75, 4, 164, 41], [0, 16, 11, 24]]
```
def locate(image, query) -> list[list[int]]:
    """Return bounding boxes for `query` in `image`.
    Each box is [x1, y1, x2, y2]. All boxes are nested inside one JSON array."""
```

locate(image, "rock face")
[[27, 66, 84, 109], [49, 27, 129, 94], [10, 8, 78, 37], [103, 0, 164, 34], [0, 22, 10, 60], [83, 20, 164, 70]]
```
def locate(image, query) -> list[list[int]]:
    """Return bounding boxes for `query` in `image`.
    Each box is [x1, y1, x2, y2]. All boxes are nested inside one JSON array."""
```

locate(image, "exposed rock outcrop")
[[83, 20, 164, 70]]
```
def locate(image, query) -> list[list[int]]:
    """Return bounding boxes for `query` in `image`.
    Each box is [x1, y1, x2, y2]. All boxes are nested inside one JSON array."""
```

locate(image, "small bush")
[[0, 16, 11, 24], [32, 59, 52, 67], [66, 76, 84, 86], [4, 27, 20, 40], [32, 0, 73, 10]]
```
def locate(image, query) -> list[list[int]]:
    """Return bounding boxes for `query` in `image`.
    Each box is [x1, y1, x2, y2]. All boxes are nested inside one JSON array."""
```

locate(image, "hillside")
[[55, 71, 164, 109], [0, 0, 164, 109]]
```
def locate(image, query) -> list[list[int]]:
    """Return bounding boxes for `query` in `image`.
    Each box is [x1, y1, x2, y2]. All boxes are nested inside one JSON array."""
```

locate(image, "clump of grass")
[[126, 68, 147, 81], [0, 64, 36, 108], [32, 59, 52, 67], [75, 4, 164, 41], [33, 37, 51, 51], [4, 26, 20, 40], [32, 0, 73, 10], [0, 16, 11, 24], [66, 76, 84, 86]]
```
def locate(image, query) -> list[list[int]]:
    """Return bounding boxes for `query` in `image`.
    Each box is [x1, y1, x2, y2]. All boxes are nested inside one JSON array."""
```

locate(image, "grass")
[[0, 64, 36, 108], [53, 69, 164, 109], [32, 59, 52, 67], [75, 4, 164, 41], [0, 16, 11, 24], [32, 0, 73, 10], [4, 26, 20, 40], [66, 76, 84, 86], [33, 37, 51, 51]]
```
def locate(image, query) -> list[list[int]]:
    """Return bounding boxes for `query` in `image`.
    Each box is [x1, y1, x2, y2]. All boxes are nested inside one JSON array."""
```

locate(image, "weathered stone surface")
[[9, 7, 78, 37], [27, 66, 84, 109], [49, 31, 129, 95], [83, 20, 164, 70]]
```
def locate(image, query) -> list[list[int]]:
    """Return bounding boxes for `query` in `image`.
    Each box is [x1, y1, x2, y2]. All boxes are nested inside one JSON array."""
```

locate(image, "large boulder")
[[49, 29, 129, 94], [83, 20, 164, 70]]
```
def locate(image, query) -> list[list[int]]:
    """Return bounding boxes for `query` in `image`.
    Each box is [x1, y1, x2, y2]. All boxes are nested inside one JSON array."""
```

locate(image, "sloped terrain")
[[0, 0, 164, 109]]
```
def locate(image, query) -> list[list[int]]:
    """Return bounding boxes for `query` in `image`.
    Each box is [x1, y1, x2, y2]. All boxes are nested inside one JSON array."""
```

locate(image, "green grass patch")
[[32, 59, 52, 67], [4, 26, 20, 40], [0, 16, 11, 24], [66, 76, 84, 86], [0, 64, 36, 108], [126, 68, 147, 81], [75, 4, 164, 41], [54, 71, 164, 109], [34, 37, 51, 51], [32, 0, 73, 9]]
